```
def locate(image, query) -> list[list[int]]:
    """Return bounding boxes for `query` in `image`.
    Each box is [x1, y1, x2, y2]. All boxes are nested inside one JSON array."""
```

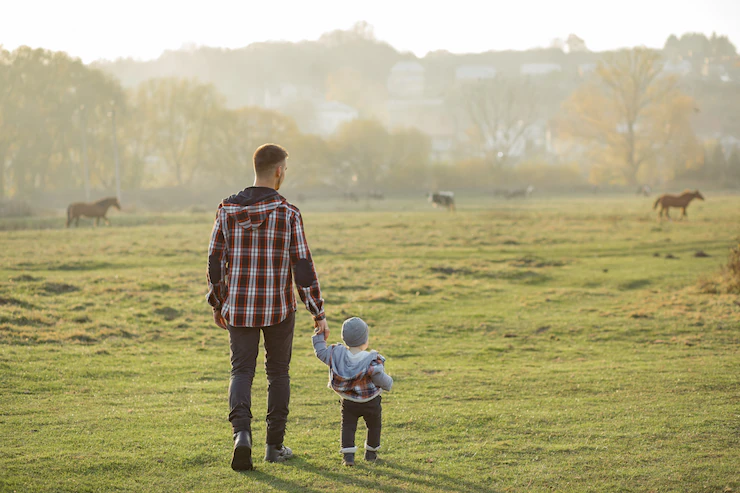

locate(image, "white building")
[[520, 63, 562, 76], [387, 61, 425, 99], [455, 65, 497, 81], [578, 63, 597, 77], [662, 59, 692, 76], [314, 101, 359, 136]]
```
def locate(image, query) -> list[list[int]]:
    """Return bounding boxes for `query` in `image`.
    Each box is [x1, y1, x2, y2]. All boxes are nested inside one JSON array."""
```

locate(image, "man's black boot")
[[231, 431, 253, 471]]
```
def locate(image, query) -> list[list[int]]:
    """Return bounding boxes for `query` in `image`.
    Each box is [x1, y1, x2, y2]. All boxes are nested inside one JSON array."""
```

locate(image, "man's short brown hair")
[[253, 144, 289, 176]]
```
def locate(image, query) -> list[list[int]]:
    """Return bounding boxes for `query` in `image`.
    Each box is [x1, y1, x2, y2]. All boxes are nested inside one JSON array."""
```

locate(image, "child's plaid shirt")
[[328, 351, 386, 402]]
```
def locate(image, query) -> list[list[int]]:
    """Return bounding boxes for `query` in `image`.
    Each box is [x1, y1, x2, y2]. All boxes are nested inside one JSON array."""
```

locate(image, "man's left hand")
[[213, 308, 228, 330]]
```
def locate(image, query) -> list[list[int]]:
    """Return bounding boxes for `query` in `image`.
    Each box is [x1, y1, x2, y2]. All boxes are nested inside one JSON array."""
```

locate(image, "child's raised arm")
[[311, 333, 331, 365]]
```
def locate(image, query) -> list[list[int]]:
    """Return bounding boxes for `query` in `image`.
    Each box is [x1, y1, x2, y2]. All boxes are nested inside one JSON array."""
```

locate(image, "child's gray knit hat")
[[341, 317, 368, 347]]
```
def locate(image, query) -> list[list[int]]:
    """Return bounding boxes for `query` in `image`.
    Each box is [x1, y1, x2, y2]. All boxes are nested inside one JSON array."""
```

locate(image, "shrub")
[[699, 239, 740, 294], [0, 198, 33, 218]]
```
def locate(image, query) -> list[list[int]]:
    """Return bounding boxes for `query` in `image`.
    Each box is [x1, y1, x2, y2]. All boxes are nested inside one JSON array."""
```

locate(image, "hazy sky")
[[3, 0, 739, 62]]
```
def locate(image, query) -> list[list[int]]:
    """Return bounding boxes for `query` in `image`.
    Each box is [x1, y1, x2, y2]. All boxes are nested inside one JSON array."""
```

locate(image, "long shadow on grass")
[[249, 457, 502, 493], [380, 460, 503, 493]]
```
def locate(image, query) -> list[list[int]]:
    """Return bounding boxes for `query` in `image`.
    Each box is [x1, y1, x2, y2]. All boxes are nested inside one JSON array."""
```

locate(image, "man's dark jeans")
[[341, 395, 382, 450], [228, 311, 294, 445]]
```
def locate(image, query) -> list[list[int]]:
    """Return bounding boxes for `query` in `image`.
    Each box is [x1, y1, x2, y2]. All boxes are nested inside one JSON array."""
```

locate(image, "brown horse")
[[67, 197, 121, 227], [653, 190, 704, 220]]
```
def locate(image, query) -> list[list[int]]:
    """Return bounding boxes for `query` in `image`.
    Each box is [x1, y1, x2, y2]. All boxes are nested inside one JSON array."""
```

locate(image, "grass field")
[[1, 194, 739, 492]]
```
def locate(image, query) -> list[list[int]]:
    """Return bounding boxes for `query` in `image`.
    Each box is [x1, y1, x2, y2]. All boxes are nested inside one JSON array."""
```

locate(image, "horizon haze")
[[2, 0, 740, 63]]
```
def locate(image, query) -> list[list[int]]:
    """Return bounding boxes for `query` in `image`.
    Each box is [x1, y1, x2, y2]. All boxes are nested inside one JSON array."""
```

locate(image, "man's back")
[[207, 186, 324, 328]]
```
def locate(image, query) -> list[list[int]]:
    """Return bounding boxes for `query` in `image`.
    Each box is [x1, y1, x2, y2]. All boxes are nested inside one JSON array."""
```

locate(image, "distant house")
[[662, 59, 692, 76], [520, 63, 562, 76], [264, 83, 300, 109], [387, 61, 425, 99], [578, 63, 597, 77], [314, 101, 359, 136], [455, 65, 497, 81], [719, 135, 740, 156], [702, 62, 731, 82], [387, 98, 455, 162]]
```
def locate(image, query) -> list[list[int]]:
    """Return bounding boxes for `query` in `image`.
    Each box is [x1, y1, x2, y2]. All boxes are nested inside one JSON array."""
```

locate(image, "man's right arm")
[[206, 208, 228, 310]]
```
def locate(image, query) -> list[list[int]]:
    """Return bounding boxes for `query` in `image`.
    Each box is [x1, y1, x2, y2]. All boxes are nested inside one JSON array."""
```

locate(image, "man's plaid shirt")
[[206, 189, 324, 328]]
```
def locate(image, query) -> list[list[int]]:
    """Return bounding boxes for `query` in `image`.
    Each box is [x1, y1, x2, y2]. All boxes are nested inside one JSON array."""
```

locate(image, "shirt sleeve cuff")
[[206, 286, 222, 309], [313, 312, 325, 322]]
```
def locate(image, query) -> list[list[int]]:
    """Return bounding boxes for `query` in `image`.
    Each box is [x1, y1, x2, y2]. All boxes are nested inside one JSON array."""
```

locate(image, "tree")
[[727, 148, 740, 185], [459, 75, 538, 166], [559, 48, 698, 185], [707, 142, 727, 181], [133, 78, 223, 186], [329, 119, 391, 188], [709, 32, 737, 57], [566, 34, 588, 53], [386, 128, 431, 189], [0, 46, 125, 197], [212, 106, 300, 183]]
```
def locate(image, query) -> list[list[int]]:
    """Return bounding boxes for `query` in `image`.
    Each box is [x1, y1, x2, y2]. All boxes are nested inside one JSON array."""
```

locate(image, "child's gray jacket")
[[312, 334, 393, 402]]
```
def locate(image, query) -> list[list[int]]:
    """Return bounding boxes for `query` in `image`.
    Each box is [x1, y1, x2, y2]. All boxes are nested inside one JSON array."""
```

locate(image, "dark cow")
[[429, 191, 456, 211]]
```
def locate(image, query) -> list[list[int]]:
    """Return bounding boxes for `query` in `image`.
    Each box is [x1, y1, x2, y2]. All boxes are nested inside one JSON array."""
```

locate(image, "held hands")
[[213, 307, 228, 330], [314, 318, 329, 341]]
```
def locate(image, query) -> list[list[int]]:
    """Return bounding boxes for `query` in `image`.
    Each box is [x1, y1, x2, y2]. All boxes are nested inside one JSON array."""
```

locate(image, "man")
[[206, 143, 328, 471]]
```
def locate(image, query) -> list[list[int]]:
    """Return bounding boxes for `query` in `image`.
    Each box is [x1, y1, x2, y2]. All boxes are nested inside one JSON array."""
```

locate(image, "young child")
[[312, 317, 393, 466]]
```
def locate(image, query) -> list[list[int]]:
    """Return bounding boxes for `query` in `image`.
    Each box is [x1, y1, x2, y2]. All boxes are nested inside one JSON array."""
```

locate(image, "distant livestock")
[[429, 191, 456, 211], [67, 196, 121, 227], [653, 190, 704, 220], [636, 184, 652, 197], [505, 186, 534, 199]]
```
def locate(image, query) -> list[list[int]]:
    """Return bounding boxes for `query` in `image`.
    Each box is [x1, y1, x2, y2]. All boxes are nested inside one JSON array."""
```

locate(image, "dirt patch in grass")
[[141, 282, 171, 291], [0, 297, 36, 309], [9, 274, 43, 282], [509, 256, 566, 268], [41, 282, 80, 295], [0, 315, 51, 326], [16, 261, 116, 272], [619, 279, 652, 290], [153, 307, 181, 320], [67, 332, 98, 344], [430, 266, 472, 276]]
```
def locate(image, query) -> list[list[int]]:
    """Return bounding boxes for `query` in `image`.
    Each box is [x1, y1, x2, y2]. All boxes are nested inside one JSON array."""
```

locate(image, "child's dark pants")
[[341, 395, 382, 450]]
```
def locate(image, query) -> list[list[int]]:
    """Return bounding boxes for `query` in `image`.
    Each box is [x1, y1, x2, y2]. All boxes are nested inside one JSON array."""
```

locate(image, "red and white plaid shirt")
[[206, 188, 324, 328]]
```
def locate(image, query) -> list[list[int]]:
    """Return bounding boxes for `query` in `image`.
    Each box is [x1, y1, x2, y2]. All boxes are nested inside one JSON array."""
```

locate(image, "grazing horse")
[[67, 197, 121, 227], [653, 190, 704, 220]]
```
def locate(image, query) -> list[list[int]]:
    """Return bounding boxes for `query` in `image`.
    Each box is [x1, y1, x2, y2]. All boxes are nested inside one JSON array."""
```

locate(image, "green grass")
[[1, 195, 739, 492]]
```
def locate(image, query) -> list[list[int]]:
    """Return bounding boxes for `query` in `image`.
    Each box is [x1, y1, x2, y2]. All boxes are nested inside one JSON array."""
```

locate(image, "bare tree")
[[460, 75, 538, 166], [560, 48, 698, 185]]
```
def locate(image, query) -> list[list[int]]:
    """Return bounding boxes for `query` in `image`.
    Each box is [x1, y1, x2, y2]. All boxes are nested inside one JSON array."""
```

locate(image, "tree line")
[[1, 43, 739, 201]]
